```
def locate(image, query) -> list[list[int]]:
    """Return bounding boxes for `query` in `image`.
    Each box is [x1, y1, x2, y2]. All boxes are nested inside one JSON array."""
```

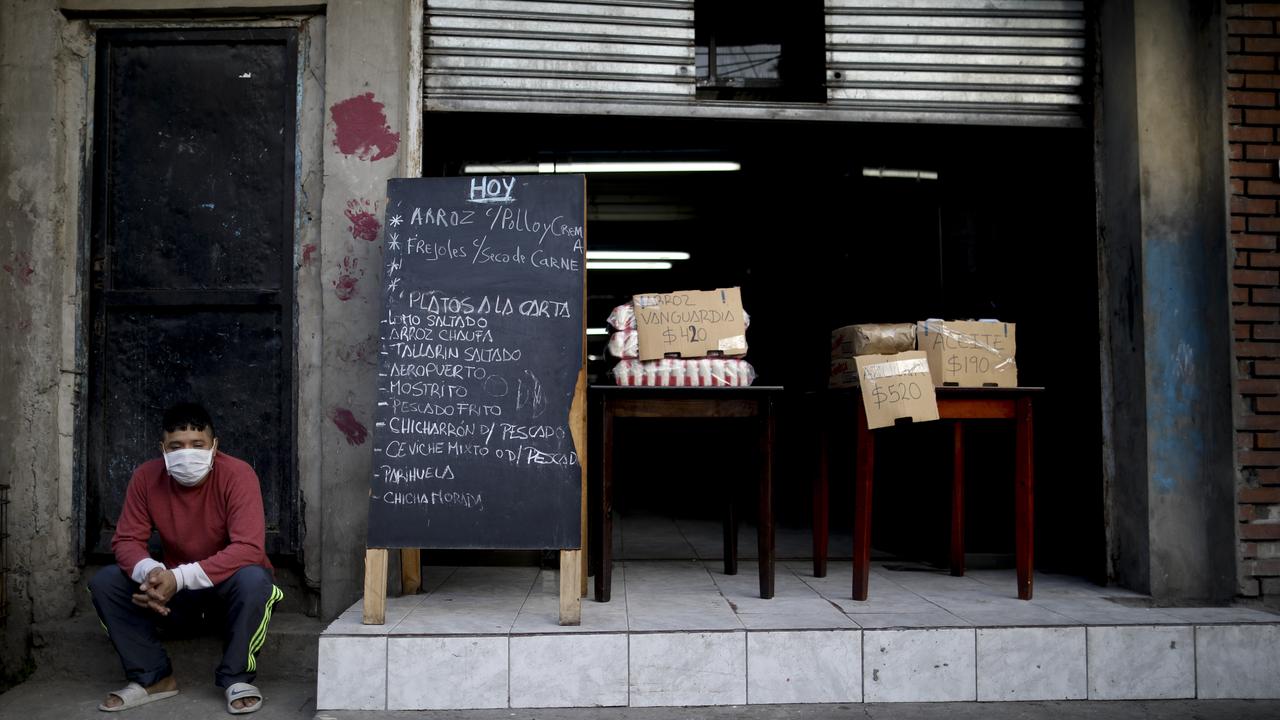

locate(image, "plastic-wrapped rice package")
[[610, 358, 757, 387], [606, 302, 636, 331], [607, 330, 639, 359]]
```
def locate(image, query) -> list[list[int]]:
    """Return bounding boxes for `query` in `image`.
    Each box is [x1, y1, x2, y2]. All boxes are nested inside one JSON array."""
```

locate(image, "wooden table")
[[591, 385, 781, 602], [813, 387, 1042, 601]]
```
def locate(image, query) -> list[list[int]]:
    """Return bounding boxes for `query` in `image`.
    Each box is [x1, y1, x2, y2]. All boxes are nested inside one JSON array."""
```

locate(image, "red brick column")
[[1228, 3, 1280, 604]]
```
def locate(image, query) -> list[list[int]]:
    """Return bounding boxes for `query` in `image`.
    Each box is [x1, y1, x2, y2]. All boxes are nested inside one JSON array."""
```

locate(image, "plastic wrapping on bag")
[[608, 301, 751, 332], [915, 320, 1017, 387], [607, 330, 639, 359], [607, 302, 636, 331], [831, 323, 917, 358], [610, 358, 757, 387], [829, 358, 859, 388]]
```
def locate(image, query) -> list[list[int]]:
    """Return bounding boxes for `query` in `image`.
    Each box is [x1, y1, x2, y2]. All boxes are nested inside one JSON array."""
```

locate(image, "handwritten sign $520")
[[368, 175, 586, 549]]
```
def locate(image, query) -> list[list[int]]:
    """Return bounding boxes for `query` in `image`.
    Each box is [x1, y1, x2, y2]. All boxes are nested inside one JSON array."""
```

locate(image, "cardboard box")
[[633, 287, 748, 361], [831, 323, 917, 359], [916, 320, 1017, 387], [829, 358, 859, 389], [854, 351, 940, 429]]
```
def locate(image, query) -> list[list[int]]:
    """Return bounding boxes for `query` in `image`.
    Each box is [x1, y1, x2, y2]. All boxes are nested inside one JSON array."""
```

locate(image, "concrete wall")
[[1096, 0, 1152, 593], [316, 0, 416, 619], [1096, 0, 1237, 602], [0, 0, 407, 676], [0, 0, 91, 681]]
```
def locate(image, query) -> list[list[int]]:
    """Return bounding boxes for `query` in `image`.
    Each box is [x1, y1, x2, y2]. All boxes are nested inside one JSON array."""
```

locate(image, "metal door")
[[86, 29, 298, 557]]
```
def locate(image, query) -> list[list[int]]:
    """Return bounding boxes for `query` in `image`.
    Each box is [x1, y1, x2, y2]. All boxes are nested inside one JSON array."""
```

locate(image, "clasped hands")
[[132, 567, 178, 616]]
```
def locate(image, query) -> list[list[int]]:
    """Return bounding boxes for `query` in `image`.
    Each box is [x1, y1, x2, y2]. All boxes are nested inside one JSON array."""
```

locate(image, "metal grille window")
[[824, 0, 1086, 126], [695, 0, 825, 101], [421, 0, 1086, 125]]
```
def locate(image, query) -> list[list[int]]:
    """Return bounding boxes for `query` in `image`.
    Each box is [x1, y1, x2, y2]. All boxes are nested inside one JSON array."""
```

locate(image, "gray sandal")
[[225, 682, 263, 714], [98, 681, 178, 712]]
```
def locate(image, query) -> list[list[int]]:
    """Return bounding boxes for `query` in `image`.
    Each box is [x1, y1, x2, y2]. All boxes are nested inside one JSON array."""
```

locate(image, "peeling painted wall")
[[0, 1, 91, 678], [0, 1, 343, 675], [317, 0, 414, 619], [1096, 0, 1236, 602]]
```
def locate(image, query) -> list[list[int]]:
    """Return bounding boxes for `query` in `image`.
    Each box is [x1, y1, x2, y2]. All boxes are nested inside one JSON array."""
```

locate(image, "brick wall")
[[1228, 3, 1280, 605]]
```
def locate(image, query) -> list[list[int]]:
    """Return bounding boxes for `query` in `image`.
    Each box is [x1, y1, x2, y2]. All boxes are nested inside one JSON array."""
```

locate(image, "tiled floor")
[[330, 514, 1278, 634], [318, 515, 1280, 710]]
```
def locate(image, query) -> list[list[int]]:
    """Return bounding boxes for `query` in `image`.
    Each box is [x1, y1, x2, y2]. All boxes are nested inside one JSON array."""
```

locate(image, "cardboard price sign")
[[854, 351, 940, 429], [916, 320, 1017, 388], [633, 287, 748, 361]]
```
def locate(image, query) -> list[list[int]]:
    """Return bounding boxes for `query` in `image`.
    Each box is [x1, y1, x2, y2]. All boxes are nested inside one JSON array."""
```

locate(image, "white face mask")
[[163, 447, 215, 487]]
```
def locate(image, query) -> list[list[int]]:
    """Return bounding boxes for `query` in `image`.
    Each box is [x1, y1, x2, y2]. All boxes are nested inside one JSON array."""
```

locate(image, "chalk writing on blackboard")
[[366, 175, 585, 550]]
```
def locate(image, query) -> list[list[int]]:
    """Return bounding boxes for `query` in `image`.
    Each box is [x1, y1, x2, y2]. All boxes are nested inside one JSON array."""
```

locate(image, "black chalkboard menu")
[[367, 175, 586, 549]]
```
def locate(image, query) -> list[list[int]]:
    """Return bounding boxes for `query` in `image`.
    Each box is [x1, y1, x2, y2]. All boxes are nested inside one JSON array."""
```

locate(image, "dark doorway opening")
[[423, 112, 1104, 581], [85, 29, 299, 559]]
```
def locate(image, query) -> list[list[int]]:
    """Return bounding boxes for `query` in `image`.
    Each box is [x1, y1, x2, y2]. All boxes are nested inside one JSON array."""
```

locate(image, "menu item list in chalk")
[[367, 174, 586, 550]]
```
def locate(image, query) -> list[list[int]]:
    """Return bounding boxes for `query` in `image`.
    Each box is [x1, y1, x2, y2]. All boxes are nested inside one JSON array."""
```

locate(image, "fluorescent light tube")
[[586, 251, 690, 261], [586, 261, 673, 270], [586, 328, 610, 336], [556, 161, 739, 173], [862, 168, 938, 180], [463, 163, 547, 174], [463, 161, 739, 175]]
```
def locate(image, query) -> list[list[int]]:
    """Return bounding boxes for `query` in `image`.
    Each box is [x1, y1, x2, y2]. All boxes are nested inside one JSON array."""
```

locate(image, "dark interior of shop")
[[422, 112, 1105, 582]]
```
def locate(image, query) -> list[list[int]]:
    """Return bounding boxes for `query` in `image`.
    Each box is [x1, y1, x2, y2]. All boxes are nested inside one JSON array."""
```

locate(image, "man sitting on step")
[[89, 402, 282, 715]]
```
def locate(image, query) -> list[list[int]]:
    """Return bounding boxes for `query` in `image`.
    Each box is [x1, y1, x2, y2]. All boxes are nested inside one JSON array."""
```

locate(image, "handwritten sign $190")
[[367, 175, 586, 549]]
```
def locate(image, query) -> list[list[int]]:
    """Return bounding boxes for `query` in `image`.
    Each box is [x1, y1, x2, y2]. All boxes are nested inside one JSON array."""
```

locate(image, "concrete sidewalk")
[[4, 679, 1280, 720]]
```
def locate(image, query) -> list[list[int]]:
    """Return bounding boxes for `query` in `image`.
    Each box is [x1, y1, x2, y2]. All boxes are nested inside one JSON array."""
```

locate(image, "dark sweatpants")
[[89, 564, 282, 688]]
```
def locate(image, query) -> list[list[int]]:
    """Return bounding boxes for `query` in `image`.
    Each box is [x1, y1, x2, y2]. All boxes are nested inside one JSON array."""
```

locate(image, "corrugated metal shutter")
[[423, 0, 1086, 127], [825, 0, 1086, 126], [425, 0, 696, 111]]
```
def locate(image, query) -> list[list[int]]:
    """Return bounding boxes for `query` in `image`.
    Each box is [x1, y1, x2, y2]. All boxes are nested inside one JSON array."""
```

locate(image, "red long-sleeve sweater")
[[112, 452, 273, 585]]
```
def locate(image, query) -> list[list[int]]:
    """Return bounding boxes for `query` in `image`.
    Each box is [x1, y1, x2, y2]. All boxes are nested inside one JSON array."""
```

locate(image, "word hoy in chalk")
[[467, 176, 516, 204]]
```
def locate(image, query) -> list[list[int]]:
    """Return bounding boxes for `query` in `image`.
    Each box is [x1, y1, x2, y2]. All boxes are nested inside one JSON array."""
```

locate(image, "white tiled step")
[[317, 621, 1280, 709], [316, 559, 1280, 710]]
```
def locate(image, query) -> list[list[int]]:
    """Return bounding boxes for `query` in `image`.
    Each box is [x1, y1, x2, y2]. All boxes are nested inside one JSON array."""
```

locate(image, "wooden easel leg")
[[571, 368, 589, 598], [363, 548, 388, 625], [401, 549, 422, 595], [559, 549, 582, 626], [579, 523, 589, 597]]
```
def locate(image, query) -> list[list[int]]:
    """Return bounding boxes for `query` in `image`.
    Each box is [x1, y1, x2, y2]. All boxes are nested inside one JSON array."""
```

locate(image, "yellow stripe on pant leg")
[[250, 586, 284, 652], [246, 586, 283, 673]]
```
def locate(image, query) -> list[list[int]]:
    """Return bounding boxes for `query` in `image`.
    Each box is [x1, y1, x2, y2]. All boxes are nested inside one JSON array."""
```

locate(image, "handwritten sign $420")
[[368, 175, 586, 550]]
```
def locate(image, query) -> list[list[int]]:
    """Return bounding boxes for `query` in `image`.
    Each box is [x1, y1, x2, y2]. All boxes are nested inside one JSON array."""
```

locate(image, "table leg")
[[814, 412, 829, 578], [723, 487, 739, 576], [853, 403, 874, 601], [595, 401, 614, 603], [758, 396, 776, 599], [951, 422, 966, 577], [1015, 397, 1035, 600]]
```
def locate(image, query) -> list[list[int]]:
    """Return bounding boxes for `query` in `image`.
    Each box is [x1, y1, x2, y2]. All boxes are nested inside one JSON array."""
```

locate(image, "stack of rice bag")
[[606, 302, 757, 386]]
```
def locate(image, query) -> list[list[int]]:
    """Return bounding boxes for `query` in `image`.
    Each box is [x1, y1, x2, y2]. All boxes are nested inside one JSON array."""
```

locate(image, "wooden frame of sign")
[[362, 175, 588, 626]]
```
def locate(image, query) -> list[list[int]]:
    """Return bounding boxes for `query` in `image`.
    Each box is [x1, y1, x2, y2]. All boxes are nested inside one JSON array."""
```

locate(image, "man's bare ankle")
[[146, 675, 177, 692]]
